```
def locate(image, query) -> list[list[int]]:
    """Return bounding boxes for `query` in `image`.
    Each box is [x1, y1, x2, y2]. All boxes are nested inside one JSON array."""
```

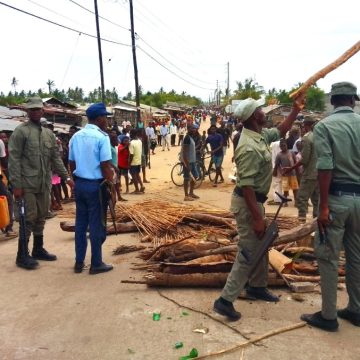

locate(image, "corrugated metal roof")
[[0, 119, 25, 131], [0, 106, 27, 119]]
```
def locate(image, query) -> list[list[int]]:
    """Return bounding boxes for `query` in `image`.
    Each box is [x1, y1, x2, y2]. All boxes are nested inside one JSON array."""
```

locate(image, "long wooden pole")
[[290, 40, 360, 99]]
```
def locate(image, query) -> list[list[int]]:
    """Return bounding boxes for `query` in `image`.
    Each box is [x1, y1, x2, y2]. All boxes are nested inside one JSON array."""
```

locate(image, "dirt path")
[[0, 121, 358, 360]]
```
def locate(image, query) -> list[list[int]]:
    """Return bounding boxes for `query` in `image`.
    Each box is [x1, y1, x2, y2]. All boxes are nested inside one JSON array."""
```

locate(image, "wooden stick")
[[290, 40, 360, 99], [157, 290, 251, 340], [196, 322, 306, 359], [146, 235, 193, 260]]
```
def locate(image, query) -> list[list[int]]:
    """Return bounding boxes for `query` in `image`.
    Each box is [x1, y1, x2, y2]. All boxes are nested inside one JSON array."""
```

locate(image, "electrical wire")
[[25, 0, 81, 25], [137, 46, 214, 91], [138, 36, 214, 85], [60, 32, 82, 88], [68, 0, 130, 32], [67, 0, 217, 86], [0, 1, 131, 47]]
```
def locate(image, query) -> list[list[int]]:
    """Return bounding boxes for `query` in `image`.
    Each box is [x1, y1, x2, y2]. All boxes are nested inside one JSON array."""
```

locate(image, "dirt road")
[[0, 123, 358, 360]]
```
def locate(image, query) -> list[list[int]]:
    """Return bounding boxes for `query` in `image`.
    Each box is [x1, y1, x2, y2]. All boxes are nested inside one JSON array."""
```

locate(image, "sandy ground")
[[0, 121, 358, 360]]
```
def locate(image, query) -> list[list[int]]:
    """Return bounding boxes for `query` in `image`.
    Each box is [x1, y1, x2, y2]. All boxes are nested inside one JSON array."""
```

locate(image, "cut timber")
[[290, 40, 360, 99], [143, 272, 285, 288], [183, 213, 235, 229], [112, 244, 145, 255], [269, 249, 293, 274], [274, 220, 316, 246], [60, 221, 138, 234], [284, 274, 345, 283], [290, 282, 316, 293]]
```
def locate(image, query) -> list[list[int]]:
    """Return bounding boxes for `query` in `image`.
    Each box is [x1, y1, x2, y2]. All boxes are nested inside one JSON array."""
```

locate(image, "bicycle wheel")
[[208, 164, 217, 182], [171, 162, 184, 187], [193, 161, 204, 189]]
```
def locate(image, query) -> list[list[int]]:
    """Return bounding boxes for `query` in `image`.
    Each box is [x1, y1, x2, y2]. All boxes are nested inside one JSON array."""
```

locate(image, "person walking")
[[273, 139, 299, 203], [178, 124, 186, 146], [8, 97, 74, 270], [129, 129, 144, 194], [160, 122, 170, 151], [69, 103, 114, 275], [213, 96, 304, 321], [169, 121, 178, 146], [284, 116, 318, 221], [301, 82, 360, 331], [180, 125, 199, 201], [206, 125, 224, 186]]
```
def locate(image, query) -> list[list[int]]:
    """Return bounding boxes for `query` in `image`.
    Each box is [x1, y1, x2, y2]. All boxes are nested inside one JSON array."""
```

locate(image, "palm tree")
[[11, 77, 18, 93], [46, 79, 55, 94]]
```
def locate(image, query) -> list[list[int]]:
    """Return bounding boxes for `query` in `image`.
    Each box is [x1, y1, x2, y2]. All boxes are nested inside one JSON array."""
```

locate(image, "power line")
[[67, 0, 218, 87], [0, 1, 131, 47], [25, 0, 80, 25], [60, 32, 82, 88], [138, 36, 214, 86], [137, 46, 214, 91], [68, 0, 130, 32], [66, 1, 216, 87]]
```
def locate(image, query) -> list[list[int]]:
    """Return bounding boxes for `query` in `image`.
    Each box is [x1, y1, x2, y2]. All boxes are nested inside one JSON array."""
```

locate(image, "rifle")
[[241, 192, 291, 275], [100, 180, 117, 235], [16, 198, 38, 269]]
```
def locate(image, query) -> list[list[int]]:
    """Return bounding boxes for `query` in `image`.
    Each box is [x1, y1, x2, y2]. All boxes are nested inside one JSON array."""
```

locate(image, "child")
[[117, 136, 130, 194], [273, 139, 299, 204]]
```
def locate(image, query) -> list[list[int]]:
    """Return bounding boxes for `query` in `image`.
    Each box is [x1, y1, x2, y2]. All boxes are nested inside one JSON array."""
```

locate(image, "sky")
[[0, 0, 359, 101]]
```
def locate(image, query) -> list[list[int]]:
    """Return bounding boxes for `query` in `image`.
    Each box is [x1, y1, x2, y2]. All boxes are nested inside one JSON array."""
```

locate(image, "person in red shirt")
[[118, 136, 130, 194]]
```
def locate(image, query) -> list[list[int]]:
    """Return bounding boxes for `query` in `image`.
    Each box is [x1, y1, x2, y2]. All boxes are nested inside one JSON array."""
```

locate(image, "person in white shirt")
[[160, 122, 170, 151], [169, 121, 178, 146], [178, 125, 187, 146]]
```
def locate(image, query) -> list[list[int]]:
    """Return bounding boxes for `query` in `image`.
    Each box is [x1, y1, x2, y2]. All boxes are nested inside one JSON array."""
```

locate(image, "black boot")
[[213, 297, 241, 321], [16, 232, 38, 270], [16, 253, 39, 270], [246, 286, 279, 302], [337, 308, 360, 327], [301, 311, 339, 332], [32, 235, 57, 261]]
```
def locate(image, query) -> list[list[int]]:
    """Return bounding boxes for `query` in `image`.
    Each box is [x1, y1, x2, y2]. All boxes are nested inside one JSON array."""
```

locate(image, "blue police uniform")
[[69, 119, 111, 267]]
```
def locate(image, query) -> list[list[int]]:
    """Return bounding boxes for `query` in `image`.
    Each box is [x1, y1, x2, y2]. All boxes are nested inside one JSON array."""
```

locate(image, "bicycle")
[[170, 151, 216, 188]]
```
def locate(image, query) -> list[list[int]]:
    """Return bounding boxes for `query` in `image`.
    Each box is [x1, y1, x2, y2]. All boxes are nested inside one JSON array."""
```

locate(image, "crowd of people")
[[1, 81, 360, 333]]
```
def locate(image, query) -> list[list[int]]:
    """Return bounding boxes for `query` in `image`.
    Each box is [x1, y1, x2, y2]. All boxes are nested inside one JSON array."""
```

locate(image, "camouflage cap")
[[25, 97, 44, 109], [330, 82, 359, 100]]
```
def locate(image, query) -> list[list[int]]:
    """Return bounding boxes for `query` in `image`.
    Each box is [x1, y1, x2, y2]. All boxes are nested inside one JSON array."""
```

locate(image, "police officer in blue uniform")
[[69, 103, 114, 274]]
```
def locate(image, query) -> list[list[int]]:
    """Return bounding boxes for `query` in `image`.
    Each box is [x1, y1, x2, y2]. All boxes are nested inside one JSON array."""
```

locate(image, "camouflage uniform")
[[8, 121, 68, 242], [297, 131, 319, 219]]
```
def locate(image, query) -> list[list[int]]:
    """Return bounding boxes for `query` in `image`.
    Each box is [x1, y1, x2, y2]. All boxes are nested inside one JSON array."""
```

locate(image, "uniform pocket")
[[230, 193, 242, 214]]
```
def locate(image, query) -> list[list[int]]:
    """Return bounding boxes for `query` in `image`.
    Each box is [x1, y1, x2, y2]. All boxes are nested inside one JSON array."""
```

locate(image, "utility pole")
[[226, 62, 230, 102], [216, 80, 219, 106], [94, 0, 105, 104], [129, 0, 141, 127]]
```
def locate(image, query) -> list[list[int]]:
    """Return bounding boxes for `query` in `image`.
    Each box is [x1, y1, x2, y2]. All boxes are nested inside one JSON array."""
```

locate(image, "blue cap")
[[86, 103, 111, 120], [193, 124, 199, 129]]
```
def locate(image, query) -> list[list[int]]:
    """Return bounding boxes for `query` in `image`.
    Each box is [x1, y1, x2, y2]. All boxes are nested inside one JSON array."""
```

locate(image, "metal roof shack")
[[113, 100, 168, 126], [10, 97, 85, 126]]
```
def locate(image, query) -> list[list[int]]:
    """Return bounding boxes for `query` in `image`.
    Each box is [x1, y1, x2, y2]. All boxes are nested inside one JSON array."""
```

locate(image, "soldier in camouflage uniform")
[[8, 97, 74, 270], [213, 96, 304, 321], [301, 82, 360, 331]]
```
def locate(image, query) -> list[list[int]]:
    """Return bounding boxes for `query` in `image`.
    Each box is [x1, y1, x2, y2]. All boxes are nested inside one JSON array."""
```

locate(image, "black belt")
[[74, 175, 103, 183], [329, 183, 360, 196], [234, 186, 268, 204]]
